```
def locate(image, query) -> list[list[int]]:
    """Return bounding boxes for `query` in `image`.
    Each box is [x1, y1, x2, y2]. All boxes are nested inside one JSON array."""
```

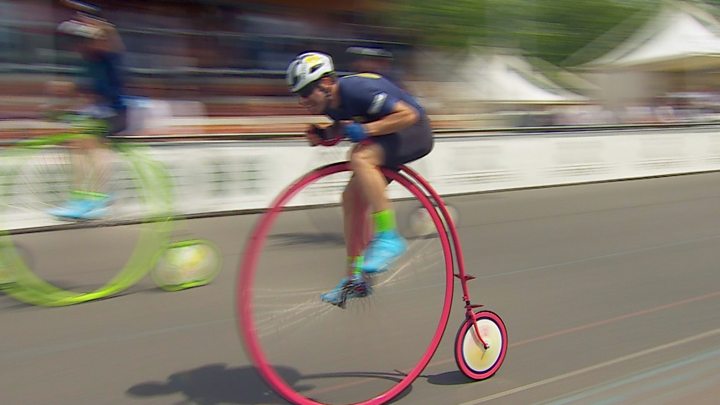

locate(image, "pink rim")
[[454, 311, 508, 380], [237, 162, 455, 405]]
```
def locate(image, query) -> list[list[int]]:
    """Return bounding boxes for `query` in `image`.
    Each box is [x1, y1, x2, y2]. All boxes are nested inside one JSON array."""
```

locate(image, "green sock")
[[348, 256, 364, 276], [373, 210, 396, 233], [72, 190, 108, 200]]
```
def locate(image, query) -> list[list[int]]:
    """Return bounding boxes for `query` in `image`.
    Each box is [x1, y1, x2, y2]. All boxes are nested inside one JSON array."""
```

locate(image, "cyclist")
[[50, 5, 127, 220], [346, 46, 403, 88], [286, 51, 433, 307]]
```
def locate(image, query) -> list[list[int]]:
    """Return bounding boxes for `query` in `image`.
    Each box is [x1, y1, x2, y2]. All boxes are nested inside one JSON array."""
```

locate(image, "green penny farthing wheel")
[[0, 133, 173, 306]]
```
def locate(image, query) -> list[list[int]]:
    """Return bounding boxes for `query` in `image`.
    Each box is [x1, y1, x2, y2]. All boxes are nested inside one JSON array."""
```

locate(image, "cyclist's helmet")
[[286, 52, 334, 94]]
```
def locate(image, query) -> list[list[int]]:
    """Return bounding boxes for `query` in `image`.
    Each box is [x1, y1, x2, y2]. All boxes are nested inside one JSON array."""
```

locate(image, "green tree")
[[384, 0, 656, 65]]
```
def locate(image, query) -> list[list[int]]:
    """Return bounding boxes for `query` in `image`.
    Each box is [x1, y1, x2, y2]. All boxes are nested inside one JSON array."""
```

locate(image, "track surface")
[[2, 172, 720, 404]]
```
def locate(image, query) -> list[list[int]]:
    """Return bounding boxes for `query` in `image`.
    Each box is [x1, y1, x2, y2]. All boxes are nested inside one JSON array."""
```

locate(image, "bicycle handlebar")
[[308, 124, 343, 147]]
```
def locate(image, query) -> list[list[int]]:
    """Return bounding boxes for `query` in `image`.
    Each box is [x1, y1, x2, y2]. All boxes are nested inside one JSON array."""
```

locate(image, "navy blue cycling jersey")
[[325, 73, 425, 123], [83, 51, 126, 112]]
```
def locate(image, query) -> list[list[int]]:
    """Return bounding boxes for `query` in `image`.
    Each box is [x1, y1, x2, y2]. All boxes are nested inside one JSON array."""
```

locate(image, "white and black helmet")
[[286, 52, 334, 94]]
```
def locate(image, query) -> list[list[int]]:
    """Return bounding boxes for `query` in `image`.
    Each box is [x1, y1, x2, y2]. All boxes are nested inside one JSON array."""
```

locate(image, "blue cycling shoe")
[[49, 196, 109, 221], [360, 230, 407, 274], [320, 274, 372, 308], [49, 198, 85, 219]]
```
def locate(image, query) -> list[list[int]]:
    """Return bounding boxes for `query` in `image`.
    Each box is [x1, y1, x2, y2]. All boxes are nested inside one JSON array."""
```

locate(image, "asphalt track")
[[2, 172, 720, 405]]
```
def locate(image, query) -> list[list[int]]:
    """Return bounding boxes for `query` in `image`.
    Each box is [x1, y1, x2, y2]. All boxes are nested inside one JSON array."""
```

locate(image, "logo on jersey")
[[369, 93, 387, 115]]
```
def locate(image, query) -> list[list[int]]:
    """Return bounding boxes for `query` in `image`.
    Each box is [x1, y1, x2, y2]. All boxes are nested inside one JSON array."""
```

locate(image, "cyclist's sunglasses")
[[296, 82, 318, 98]]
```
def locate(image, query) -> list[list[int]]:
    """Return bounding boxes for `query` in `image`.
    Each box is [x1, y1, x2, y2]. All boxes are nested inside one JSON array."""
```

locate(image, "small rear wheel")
[[454, 310, 508, 380], [152, 239, 222, 291]]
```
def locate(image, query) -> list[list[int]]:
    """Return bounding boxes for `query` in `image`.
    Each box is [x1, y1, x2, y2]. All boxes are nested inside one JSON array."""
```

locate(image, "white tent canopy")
[[583, 3, 720, 71], [454, 52, 586, 102], [413, 49, 586, 104]]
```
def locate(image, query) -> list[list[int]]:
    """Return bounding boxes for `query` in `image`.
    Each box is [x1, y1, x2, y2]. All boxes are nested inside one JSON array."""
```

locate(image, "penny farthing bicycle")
[[0, 131, 173, 306], [237, 133, 507, 404], [0, 128, 221, 306]]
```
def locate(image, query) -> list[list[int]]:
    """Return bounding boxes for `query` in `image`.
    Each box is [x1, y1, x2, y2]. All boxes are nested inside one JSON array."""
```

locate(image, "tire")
[[237, 162, 455, 404], [454, 310, 508, 380]]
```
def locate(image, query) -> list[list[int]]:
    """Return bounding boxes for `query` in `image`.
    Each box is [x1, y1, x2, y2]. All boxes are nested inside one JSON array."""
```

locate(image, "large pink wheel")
[[454, 310, 508, 380], [237, 162, 455, 404]]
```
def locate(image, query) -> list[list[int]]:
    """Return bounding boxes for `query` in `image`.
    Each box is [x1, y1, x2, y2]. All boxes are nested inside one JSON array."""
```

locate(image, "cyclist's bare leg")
[[68, 137, 91, 192], [321, 144, 387, 305], [349, 143, 389, 212], [70, 135, 110, 195], [86, 138, 111, 194], [342, 177, 371, 275], [348, 142, 407, 274]]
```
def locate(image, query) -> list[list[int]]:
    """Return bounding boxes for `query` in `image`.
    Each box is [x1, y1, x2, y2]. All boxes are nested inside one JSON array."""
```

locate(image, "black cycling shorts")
[[372, 115, 434, 169]]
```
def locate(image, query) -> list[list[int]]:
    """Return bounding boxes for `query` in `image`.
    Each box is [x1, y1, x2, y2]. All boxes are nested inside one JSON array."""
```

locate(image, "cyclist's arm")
[[362, 101, 419, 136]]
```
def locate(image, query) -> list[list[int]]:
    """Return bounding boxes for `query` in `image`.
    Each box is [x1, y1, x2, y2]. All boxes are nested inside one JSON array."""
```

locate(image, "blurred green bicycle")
[[0, 128, 220, 306]]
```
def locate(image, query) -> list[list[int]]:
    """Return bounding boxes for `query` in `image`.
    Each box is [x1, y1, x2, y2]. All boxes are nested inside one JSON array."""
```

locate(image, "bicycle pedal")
[[344, 282, 370, 297], [336, 293, 348, 309]]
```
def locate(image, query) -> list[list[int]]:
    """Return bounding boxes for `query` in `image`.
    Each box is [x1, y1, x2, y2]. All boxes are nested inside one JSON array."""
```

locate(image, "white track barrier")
[[3, 125, 720, 230]]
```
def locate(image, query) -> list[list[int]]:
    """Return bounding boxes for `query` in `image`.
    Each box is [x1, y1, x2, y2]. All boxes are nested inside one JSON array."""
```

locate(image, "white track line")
[[460, 327, 720, 405]]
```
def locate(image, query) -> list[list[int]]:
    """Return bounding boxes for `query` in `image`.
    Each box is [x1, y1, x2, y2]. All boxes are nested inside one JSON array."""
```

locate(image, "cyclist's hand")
[[305, 125, 323, 146], [308, 123, 344, 146], [343, 122, 368, 142]]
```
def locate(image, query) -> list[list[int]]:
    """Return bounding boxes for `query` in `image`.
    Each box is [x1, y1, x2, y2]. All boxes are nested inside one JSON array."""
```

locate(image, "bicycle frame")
[[399, 165, 489, 349]]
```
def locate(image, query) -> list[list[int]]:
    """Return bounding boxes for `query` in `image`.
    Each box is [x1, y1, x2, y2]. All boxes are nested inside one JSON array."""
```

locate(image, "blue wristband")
[[344, 122, 367, 142]]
